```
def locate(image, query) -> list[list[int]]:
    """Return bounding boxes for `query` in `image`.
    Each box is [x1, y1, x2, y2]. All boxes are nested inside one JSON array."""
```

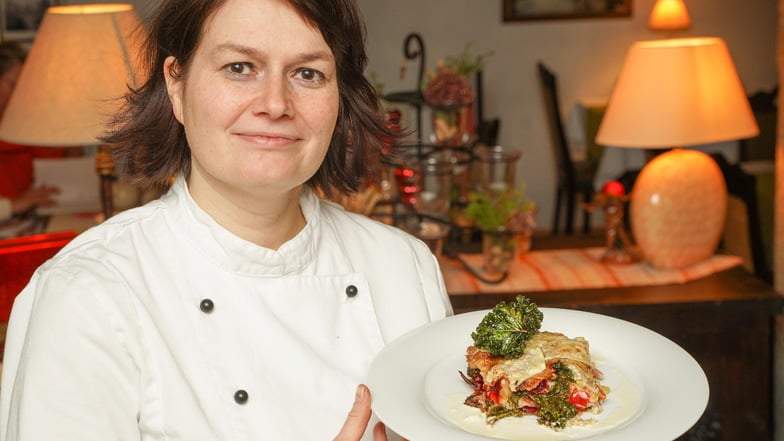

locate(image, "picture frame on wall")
[[503, 0, 632, 22], [1, 0, 58, 41]]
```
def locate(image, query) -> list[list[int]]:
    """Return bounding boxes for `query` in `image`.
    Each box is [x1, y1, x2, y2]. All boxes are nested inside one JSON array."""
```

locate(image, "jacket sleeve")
[[0, 262, 142, 441], [410, 239, 453, 320]]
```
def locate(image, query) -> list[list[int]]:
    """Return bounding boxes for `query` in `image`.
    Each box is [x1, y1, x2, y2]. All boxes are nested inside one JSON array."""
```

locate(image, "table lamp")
[[0, 4, 146, 219], [648, 0, 691, 31], [596, 37, 759, 269]]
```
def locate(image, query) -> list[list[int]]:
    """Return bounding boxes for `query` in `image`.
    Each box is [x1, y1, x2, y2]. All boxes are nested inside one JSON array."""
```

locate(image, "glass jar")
[[472, 145, 522, 194], [481, 227, 517, 274]]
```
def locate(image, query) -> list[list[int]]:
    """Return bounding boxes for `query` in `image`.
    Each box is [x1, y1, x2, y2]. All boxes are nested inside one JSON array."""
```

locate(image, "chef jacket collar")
[[166, 176, 320, 276]]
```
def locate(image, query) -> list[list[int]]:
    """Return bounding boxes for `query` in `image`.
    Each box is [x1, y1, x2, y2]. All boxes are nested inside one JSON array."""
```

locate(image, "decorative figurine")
[[582, 180, 640, 264]]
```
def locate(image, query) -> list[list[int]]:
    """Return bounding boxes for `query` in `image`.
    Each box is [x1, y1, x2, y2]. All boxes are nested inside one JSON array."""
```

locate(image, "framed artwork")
[[1, 0, 58, 41], [503, 0, 632, 22]]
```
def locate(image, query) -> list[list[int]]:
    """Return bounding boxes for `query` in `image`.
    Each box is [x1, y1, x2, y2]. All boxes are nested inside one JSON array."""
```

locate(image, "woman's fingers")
[[374, 422, 408, 441], [373, 422, 388, 441], [333, 384, 372, 441]]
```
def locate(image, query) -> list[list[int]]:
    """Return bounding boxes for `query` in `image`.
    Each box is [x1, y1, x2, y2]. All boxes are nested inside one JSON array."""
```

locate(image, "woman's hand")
[[333, 384, 405, 441], [11, 185, 59, 215]]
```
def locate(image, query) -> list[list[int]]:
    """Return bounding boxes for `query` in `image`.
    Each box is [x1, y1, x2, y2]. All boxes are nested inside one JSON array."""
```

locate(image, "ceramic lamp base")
[[630, 149, 727, 269]]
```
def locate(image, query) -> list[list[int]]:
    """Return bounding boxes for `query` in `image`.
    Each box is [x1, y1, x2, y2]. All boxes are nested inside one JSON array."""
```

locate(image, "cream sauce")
[[486, 347, 547, 390]]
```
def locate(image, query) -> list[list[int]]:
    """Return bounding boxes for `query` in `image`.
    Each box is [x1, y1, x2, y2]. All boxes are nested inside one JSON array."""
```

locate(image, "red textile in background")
[[0, 141, 72, 199], [0, 141, 33, 199]]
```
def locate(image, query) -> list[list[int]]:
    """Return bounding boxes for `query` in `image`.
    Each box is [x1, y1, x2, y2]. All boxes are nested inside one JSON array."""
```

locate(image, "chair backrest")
[[710, 153, 771, 283], [740, 86, 777, 162], [473, 69, 501, 146], [537, 62, 575, 186], [477, 118, 500, 146]]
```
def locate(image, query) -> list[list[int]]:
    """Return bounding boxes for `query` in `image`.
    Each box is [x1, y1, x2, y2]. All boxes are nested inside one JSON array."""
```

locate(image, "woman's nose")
[[251, 74, 293, 119]]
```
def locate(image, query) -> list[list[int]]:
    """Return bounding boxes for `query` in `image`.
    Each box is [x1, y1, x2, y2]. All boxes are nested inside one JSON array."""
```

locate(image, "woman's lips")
[[235, 132, 301, 146]]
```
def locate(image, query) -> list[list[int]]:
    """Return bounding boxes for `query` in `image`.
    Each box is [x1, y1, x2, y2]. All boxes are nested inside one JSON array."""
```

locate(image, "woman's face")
[[0, 60, 22, 120], [164, 0, 339, 200]]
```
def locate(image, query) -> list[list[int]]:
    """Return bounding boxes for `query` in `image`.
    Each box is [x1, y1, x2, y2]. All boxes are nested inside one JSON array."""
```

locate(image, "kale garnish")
[[530, 362, 578, 429], [486, 405, 525, 424], [471, 295, 543, 358]]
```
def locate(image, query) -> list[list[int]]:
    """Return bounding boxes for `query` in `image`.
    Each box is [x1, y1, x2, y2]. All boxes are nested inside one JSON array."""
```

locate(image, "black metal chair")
[[537, 62, 598, 235], [740, 86, 777, 162], [710, 153, 772, 283]]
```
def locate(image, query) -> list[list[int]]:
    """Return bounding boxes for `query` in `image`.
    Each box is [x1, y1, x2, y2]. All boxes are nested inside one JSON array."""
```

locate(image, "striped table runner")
[[440, 247, 744, 295]]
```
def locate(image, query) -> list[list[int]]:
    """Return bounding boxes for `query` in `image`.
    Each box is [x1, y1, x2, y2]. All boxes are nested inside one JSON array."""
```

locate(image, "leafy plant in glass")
[[464, 186, 536, 274]]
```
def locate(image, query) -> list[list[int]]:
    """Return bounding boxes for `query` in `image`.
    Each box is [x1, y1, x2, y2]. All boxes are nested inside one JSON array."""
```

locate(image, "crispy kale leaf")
[[470, 295, 543, 358]]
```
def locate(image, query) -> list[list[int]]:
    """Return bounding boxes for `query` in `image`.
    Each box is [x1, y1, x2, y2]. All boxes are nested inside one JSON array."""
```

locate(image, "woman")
[[0, 41, 59, 222], [0, 0, 452, 440]]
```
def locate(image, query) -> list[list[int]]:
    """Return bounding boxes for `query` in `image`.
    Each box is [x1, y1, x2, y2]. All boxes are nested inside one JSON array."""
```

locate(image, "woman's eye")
[[295, 68, 325, 84], [225, 62, 252, 75]]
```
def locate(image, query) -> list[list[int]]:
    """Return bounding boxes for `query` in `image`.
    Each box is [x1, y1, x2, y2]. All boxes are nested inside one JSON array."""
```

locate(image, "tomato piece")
[[521, 405, 538, 414], [486, 390, 500, 404], [569, 389, 590, 411]]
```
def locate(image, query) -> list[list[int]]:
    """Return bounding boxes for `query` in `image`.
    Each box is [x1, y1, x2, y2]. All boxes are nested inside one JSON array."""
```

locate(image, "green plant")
[[463, 185, 536, 232], [443, 43, 493, 77]]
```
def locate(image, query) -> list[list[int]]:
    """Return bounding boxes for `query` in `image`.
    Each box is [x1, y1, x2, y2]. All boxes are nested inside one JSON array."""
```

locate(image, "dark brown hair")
[[102, 0, 392, 196], [0, 41, 26, 76]]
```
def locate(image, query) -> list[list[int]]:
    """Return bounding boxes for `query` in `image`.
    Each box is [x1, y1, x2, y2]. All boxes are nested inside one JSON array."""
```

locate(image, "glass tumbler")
[[473, 145, 522, 193], [413, 152, 454, 218]]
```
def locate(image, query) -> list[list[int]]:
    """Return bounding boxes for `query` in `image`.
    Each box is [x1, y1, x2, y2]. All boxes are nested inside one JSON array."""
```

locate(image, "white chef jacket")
[[0, 177, 452, 440]]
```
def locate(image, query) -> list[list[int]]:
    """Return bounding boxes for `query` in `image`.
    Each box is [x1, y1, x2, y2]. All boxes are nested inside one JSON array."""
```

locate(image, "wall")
[[357, 0, 777, 231], [64, 0, 778, 231]]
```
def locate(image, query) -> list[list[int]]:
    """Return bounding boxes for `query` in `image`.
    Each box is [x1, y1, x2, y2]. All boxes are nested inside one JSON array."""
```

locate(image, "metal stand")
[[95, 144, 115, 220], [383, 32, 426, 145]]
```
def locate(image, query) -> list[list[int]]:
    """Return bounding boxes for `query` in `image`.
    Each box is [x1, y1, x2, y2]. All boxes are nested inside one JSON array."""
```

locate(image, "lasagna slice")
[[461, 331, 607, 430]]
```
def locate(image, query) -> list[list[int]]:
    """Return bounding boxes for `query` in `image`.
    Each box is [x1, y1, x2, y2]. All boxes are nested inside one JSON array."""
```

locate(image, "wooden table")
[[443, 236, 783, 441]]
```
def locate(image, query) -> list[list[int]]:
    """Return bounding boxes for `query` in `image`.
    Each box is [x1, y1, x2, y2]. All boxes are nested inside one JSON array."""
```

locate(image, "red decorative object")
[[601, 180, 626, 197]]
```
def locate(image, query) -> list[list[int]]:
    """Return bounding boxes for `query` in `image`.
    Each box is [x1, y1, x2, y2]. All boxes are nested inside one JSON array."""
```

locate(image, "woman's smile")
[[233, 130, 302, 147]]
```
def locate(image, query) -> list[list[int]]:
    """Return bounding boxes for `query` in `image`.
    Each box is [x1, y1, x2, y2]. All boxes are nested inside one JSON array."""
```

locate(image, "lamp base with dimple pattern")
[[630, 149, 727, 269]]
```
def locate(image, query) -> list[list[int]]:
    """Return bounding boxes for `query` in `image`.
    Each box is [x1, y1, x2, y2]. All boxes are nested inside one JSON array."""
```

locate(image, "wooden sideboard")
[[445, 237, 783, 441]]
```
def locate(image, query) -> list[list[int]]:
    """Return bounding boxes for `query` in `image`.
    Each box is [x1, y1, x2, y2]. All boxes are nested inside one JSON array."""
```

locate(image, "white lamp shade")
[[596, 37, 759, 149], [648, 0, 692, 31], [0, 4, 146, 146]]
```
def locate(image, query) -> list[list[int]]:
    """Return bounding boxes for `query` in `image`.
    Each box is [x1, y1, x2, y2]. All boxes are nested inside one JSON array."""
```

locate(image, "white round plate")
[[367, 308, 708, 441]]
